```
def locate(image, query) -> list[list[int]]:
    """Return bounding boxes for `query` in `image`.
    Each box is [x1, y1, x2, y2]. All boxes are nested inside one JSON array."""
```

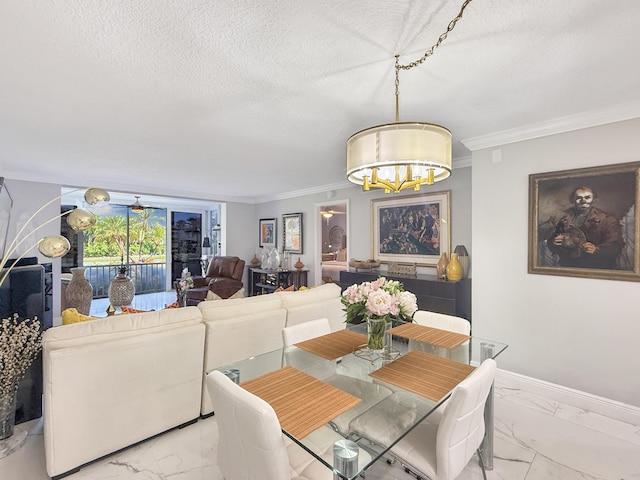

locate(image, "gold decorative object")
[[348, 258, 380, 271], [446, 253, 463, 281], [346, 0, 475, 193], [387, 262, 417, 276], [436, 252, 449, 279]]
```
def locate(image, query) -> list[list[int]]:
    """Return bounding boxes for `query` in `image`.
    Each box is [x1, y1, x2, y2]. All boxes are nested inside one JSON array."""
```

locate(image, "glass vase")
[[367, 317, 390, 352], [0, 391, 16, 441]]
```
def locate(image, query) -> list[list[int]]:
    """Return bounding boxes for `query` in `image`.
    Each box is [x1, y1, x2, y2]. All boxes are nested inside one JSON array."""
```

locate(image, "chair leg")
[[477, 448, 488, 480]]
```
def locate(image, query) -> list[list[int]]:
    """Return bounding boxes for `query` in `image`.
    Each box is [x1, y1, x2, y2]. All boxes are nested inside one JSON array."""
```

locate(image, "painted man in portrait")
[[546, 186, 624, 269]]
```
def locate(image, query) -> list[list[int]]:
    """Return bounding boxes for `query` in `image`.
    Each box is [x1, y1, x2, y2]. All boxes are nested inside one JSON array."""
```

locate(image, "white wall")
[[472, 118, 640, 407]]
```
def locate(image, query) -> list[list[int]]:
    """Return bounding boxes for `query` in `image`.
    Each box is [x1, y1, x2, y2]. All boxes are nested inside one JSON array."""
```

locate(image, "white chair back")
[[206, 370, 292, 480], [282, 317, 331, 347], [413, 311, 470, 335], [436, 358, 496, 479]]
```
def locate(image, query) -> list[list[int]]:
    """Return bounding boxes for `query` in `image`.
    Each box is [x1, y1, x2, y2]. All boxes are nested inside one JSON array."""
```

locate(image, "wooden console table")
[[249, 268, 309, 295], [339, 270, 471, 322]]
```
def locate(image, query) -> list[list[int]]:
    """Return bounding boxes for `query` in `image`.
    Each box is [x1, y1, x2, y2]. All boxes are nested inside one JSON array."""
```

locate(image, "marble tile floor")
[[2, 376, 639, 480]]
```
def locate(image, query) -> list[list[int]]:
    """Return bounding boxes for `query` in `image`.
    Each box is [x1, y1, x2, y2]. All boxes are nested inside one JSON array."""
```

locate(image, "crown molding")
[[461, 100, 640, 152]]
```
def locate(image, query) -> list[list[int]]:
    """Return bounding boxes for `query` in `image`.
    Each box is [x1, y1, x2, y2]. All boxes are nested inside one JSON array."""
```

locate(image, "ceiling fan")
[[320, 207, 345, 224], [129, 196, 148, 213]]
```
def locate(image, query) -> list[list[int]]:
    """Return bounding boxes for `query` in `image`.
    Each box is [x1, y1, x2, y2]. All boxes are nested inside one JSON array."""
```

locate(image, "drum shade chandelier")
[[347, 0, 474, 193]]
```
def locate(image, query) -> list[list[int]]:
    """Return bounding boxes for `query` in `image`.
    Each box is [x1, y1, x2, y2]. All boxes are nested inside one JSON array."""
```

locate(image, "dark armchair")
[[187, 256, 245, 305]]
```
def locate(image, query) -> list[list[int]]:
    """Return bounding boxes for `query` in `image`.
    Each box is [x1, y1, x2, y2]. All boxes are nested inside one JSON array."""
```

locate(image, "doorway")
[[314, 199, 349, 286]]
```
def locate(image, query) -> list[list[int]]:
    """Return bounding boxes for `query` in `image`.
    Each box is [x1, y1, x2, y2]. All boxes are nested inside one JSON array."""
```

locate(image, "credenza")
[[248, 268, 309, 295], [338, 270, 471, 322]]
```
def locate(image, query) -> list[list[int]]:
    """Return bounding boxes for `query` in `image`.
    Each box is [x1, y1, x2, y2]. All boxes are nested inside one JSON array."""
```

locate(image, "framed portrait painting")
[[371, 191, 451, 266], [528, 161, 640, 282], [259, 218, 277, 248], [282, 212, 303, 254]]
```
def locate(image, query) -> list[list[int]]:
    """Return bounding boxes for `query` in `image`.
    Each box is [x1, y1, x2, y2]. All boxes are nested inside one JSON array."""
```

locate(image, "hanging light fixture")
[[347, 0, 473, 193], [130, 196, 145, 214]]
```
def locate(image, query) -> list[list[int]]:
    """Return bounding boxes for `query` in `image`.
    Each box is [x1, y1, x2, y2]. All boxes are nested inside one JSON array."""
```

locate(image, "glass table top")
[[216, 323, 508, 480]]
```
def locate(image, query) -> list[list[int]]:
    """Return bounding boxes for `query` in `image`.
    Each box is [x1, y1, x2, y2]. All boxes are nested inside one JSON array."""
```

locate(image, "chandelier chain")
[[395, 0, 474, 99]]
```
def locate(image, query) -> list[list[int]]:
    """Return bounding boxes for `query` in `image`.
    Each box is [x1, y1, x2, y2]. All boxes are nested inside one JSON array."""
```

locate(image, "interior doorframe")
[[313, 197, 349, 287]]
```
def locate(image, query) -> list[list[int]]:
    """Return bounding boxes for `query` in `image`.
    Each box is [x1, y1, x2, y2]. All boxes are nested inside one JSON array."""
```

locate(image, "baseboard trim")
[[496, 368, 640, 426]]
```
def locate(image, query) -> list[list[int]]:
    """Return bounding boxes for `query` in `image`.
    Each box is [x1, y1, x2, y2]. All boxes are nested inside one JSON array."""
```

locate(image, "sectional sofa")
[[41, 283, 344, 479]]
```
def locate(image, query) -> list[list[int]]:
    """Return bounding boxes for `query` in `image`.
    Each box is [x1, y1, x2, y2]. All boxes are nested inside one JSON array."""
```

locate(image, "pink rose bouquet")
[[341, 276, 417, 324]]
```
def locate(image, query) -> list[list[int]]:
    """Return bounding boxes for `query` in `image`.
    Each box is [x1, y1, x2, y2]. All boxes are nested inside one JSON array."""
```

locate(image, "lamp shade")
[[84, 188, 110, 206], [202, 237, 211, 248], [347, 122, 452, 193], [38, 235, 71, 258], [66, 208, 96, 232]]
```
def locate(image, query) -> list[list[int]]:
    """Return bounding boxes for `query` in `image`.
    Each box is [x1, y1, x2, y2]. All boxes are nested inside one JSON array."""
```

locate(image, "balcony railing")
[[84, 263, 167, 298]]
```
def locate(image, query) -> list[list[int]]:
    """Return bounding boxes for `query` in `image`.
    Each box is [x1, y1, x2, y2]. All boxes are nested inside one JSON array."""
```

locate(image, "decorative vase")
[[436, 252, 449, 279], [0, 391, 16, 441], [294, 257, 304, 270], [453, 245, 470, 278], [366, 317, 390, 352], [250, 254, 261, 267], [281, 251, 290, 270], [108, 273, 135, 307], [446, 253, 463, 281], [65, 267, 93, 315]]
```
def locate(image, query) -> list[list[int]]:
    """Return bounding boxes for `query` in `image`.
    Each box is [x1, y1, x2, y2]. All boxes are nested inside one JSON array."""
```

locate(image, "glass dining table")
[[216, 322, 508, 480]]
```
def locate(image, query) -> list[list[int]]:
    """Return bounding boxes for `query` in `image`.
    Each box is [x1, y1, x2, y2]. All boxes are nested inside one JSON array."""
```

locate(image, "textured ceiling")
[[1, 1, 639, 203]]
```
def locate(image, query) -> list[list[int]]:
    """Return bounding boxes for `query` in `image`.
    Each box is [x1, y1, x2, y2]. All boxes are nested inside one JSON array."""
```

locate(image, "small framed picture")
[[259, 218, 277, 248], [283, 213, 303, 253], [528, 161, 640, 282]]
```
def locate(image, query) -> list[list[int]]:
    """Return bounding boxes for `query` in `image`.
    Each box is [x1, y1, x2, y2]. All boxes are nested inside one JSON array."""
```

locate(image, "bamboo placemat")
[[389, 323, 470, 349], [369, 350, 475, 402], [295, 329, 367, 360], [240, 366, 361, 438]]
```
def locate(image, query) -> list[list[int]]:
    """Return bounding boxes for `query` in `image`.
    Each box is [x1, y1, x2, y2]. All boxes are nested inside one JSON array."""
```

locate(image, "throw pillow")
[[274, 285, 295, 292], [61, 308, 97, 325], [206, 289, 245, 301], [120, 305, 148, 314]]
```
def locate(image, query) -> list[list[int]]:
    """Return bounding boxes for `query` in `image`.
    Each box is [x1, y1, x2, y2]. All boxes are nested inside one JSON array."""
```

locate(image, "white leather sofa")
[[42, 307, 206, 479], [42, 283, 345, 478]]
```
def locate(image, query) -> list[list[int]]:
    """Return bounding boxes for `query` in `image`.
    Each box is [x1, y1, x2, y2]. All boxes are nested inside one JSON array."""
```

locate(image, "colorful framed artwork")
[[282, 212, 303, 254], [259, 218, 277, 248], [528, 161, 640, 282], [371, 191, 451, 266]]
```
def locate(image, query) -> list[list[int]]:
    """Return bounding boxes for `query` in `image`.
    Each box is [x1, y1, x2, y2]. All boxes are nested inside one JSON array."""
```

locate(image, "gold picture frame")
[[282, 212, 303, 254], [371, 191, 451, 266], [528, 161, 640, 281]]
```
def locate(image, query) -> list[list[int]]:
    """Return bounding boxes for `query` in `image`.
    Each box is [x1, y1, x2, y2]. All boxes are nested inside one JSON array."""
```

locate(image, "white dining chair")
[[413, 310, 471, 335], [389, 358, 497, 480], [282, 318, 331, 346], [281, 318, 393, 435], [207, 370, 345, 480], [411, 311, 471, 364]]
